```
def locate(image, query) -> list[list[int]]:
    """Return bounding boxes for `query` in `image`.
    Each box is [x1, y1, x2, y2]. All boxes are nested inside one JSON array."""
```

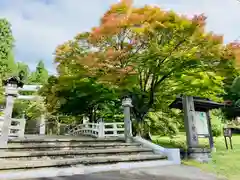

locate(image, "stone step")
[[0, 154, 167, 170], [0, 143, 142, 151], [0, 147, 153, 160]]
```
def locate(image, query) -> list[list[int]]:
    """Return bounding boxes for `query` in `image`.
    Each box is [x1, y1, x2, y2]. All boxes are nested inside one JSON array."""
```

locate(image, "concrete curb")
[[0, 160, 175, 180], [132, 136, 181, 164]]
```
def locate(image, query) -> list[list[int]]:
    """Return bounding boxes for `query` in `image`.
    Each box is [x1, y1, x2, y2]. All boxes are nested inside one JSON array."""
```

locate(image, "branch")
[[139, 68, 143, 90], [156, 39, 186, 69], [143, 69, 151, 92]]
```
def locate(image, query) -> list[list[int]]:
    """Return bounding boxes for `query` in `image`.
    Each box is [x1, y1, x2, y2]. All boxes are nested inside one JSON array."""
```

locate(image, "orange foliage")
[[54, 0, 238, 88], [227, 41, 240, 67]]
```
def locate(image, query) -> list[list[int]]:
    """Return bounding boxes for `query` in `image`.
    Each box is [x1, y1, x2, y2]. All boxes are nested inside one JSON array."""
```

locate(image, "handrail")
[[68, 122, 124, 138]]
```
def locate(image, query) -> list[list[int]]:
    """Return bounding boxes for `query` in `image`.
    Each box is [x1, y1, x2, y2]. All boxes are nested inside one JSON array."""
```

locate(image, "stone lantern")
[[0, 77, 24, 147], [122, 97, 133, 143]]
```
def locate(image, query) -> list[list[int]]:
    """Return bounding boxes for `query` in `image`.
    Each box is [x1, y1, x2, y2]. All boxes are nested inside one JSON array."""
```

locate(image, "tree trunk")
[[142, 131, 152, 141], [140, 121, 152, 141]]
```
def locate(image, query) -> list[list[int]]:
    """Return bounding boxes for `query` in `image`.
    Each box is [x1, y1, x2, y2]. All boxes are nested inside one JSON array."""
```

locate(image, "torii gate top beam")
[[18, 85, 42, 92], [17, 85, 43, 100]]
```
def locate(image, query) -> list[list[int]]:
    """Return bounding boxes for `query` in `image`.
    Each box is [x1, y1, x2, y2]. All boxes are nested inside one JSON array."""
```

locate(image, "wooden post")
[[229, 137, 233, 150], [183, 96, 199, 148], [224, 136, 228, 150], [223, 128, 233, 150], [206, 111, 214, 150]]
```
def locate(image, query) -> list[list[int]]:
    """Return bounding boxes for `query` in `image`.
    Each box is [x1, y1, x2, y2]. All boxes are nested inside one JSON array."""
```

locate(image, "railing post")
[[18, 118, 26, 138], [39, 114, 46, 135], [98, 122, 105, 138], [113, 123, 118, 136]]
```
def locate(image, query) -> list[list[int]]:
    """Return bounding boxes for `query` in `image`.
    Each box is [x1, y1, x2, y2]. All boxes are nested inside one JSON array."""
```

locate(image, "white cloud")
[[0, 0, 240, 74]]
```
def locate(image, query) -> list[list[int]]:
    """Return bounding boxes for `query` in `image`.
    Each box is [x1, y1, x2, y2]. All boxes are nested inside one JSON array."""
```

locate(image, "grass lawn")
[[153, 134, 240, 180]]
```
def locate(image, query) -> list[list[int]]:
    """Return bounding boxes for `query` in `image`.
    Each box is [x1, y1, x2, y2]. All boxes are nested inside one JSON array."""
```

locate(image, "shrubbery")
[[211, 124, 222, 137]]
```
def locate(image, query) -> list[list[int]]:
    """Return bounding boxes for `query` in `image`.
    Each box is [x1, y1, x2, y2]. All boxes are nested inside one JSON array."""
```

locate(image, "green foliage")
[[152, 133, 210, 150], [12, 97, 46, 121], [37, 1, 239, 136], [0, 19, 14, 103], [16, 62, 30, 82], [145, 109, 183, 137], [6, 51, 17, 77], [12, 100, 29, 118], [25, 99, 46, 120], [222, 76, 240, 119], [0, 18, 14, 78], [230, 76, 240, 97], [40, 74, 121, 123], [207, 110, 223, 137], [29, 60, 49, 84], [211, 124, 222, 137], [96, 100, 123, 122]]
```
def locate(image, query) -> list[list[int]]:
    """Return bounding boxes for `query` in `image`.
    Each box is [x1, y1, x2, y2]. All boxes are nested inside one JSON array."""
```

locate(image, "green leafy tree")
[[0, 18, 14, 103], [40, 75, 120, 123], [55, 1, 232, 138], [0, 18, 14, 79], [29, 60, 49, 84], [16, 62, 30, 82], [6, 51, 17, 77]]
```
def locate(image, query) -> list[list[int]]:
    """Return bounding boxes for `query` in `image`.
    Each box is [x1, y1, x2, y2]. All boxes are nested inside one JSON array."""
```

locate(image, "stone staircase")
[[0, 135, 167, 171]]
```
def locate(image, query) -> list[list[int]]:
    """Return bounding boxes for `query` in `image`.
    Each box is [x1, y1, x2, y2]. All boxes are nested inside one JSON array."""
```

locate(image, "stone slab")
[[0, 154, 166, 170], [8, 136, 124, 143], [0, 147, 153, 158], [1, 142, 141, 150]]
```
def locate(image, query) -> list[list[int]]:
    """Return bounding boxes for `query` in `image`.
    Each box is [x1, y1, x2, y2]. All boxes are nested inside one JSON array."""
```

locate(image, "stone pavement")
[[23, 165, 226, 180]]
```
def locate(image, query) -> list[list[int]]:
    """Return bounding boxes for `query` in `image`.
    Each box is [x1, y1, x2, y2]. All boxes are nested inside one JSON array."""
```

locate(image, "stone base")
[[181, 148, 211, 163]]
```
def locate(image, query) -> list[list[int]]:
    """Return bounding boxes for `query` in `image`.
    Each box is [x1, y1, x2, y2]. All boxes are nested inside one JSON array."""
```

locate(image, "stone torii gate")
[[0, 77, 43, 148]]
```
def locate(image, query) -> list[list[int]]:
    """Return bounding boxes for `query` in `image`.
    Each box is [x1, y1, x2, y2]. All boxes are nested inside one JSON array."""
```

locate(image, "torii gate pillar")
[[0, 84, 18, 147]]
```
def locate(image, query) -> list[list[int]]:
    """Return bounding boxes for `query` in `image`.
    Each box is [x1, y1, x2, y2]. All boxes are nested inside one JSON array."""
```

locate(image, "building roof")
[[169, 96, 226, 111], [2, 76, 24, 88]]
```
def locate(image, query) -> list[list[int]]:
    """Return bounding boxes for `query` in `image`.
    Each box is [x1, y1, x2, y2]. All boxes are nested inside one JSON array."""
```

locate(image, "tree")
[[0, 18, 14, 79], [55, 1, 233, 138], [6, 51, 17, 77], [29, 60, 49, 84], [0, 18, 14, 103], [217, 42, 240, 120], [40, 74, 121, 123], [16, 62, 30, 82]]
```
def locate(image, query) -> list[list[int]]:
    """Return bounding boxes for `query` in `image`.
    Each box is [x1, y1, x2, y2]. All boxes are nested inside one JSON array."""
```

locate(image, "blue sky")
[[0, 0, 240, 74]]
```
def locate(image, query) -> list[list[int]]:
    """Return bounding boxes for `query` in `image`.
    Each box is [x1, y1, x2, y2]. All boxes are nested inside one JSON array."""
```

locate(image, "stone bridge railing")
[[0, 117, 26, 138], [68, 122, 125, 138]]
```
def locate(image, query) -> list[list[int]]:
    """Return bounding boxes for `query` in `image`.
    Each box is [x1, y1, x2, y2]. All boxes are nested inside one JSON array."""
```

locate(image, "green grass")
[[153, 134, 240, 180]]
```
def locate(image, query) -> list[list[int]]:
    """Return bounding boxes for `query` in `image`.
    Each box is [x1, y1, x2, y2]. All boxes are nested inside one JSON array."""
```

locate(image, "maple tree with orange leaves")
[[54, 0, 240, 136]]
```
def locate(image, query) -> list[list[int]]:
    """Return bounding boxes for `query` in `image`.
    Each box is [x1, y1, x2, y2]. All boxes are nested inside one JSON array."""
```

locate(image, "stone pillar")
[[122, 97, 133, 143], [39, 114, 46, 135], [183, 96, 199, 148], [0, 85, 18, 148]]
